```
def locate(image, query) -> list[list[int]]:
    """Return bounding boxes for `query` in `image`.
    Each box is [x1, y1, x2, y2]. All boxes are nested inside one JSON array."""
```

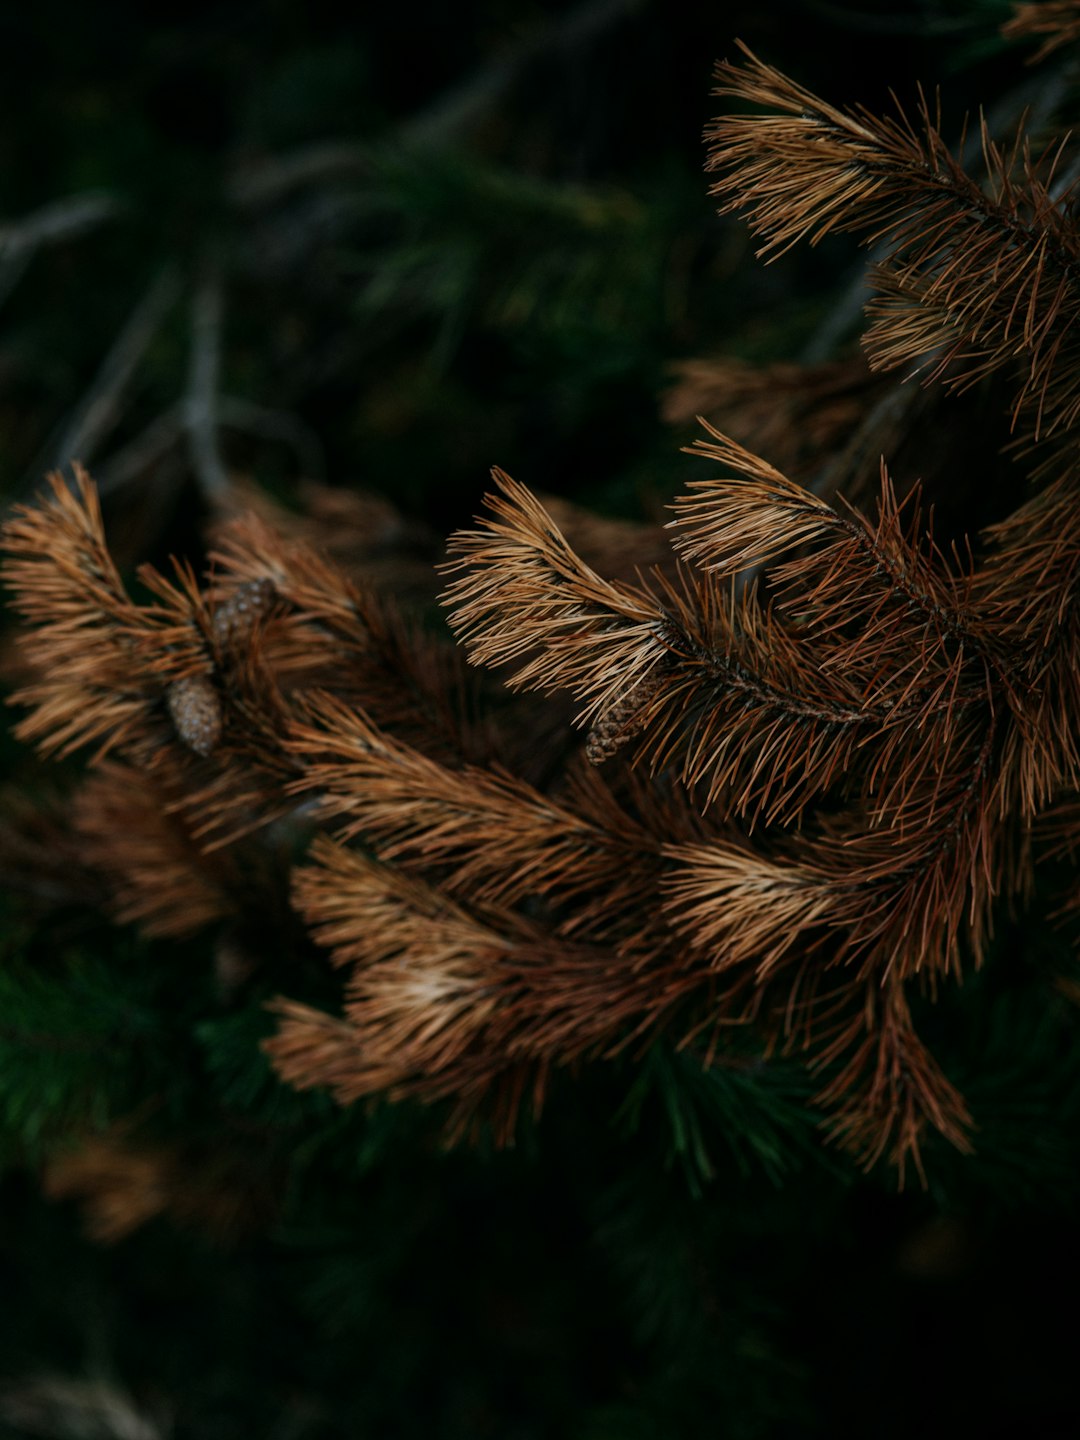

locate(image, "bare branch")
[[0, 192, 122, 313], [185, 254, 231, 506], [44, 267, 181, 478], [228, 0, 642, 207]]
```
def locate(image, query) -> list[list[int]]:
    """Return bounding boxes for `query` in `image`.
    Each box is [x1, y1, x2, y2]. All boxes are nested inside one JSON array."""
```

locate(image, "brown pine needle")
[[708, 42, 1080, 438]]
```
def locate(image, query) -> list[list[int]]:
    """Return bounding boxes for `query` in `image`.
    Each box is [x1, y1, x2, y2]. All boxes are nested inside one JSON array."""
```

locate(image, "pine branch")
[[443, 468, 664, 721], [811, 977, 973, 1185], [708, 42, 1080, 437], [445, 448, 996, 829], [209, 511, 486, 765], [662, 354, 880, 485], [286, 693, 656, 919], [272, 833, 727, 1134], [73, 763, 239, 939], [0, 786, 101, 912], [1003, 1, 1080, 64], [1, 468, 208, 761], [43, 1124, 275, 1243], [444, 468, 871, 818], [2, 416, 1071, 1182], [661, 840, 835, 982], [974, 468, 1080, 812]]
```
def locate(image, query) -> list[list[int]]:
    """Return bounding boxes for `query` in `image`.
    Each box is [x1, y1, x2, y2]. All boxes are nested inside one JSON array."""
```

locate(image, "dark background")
[[3, 3, 1080, 1437]]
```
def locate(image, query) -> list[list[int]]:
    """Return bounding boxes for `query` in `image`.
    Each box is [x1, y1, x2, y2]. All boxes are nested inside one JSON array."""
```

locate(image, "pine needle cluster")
[[5, 32, 1080, 1188]]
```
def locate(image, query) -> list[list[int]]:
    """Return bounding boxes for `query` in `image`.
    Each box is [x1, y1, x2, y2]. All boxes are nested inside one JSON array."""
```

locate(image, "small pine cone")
[[585, 671, 660, 765], [166, 675, 223, 757], [585, 707, 628, 765], [212, 578, 278, 648]]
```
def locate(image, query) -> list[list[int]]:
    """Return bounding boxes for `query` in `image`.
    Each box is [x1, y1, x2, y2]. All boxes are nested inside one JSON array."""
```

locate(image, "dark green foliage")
[[614, 1044, 825, 1191], [0, 941, 152, 1161]]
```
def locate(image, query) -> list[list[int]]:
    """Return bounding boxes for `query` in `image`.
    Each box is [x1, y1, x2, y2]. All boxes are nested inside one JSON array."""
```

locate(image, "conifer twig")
[[228, 0, 643, 208], [1004, 0, 1080, 63], [186, 255, 230, 506], [709, 43, 1080, 436], [42, 267, 181, 480], [0, 191, 120, 310]]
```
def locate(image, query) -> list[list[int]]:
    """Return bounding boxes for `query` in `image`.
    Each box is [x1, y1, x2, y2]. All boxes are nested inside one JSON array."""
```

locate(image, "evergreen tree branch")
[[708, 42, 1080, 437]]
